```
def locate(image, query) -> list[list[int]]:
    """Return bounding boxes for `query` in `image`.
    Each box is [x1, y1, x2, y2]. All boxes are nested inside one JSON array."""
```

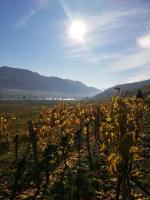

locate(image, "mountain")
[[94, 79, 150, 99], [0, 66, 100, 98]]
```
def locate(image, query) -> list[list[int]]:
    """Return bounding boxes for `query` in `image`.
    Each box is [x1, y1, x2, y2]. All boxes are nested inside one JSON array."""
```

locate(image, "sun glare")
[[69, 20, 87, 41]]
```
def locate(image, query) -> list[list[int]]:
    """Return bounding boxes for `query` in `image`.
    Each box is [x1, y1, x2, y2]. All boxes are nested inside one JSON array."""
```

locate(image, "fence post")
[[86, 123, 93, 169], [28, 120, 40, 195], [61, 135, 68, 169], [10, 156, 26, 200], [14, 135, 19, 161], [94, 108, 103, 143], [76, 129, 82, 200]]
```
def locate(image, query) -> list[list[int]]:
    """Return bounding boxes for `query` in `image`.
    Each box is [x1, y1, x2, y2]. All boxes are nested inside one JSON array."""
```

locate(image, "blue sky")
[[0, 0, 150, 89]]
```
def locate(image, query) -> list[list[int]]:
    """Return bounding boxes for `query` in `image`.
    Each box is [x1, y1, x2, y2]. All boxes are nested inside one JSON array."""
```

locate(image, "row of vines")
[[0, 96, 149, 200]]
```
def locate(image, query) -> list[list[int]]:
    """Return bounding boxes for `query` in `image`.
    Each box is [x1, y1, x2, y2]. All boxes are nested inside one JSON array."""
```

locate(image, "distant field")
[[0, 100, 58, 133], [0, 100, 56, 116]]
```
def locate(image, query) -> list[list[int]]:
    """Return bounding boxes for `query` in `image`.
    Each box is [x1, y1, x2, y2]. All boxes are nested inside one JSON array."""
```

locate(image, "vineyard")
[[0, 97, 150, 200]]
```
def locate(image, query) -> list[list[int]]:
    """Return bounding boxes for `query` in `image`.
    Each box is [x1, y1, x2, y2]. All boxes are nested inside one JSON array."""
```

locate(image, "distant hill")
[[0, 66, 100, 98], [94, 79, 150, 99]]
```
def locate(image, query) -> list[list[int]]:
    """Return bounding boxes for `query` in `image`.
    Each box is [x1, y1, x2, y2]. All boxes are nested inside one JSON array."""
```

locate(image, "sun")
[[69, 20, 87, 41]]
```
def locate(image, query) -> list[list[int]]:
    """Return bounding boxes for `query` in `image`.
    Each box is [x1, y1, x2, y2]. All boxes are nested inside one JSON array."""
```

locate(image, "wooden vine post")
[[28, 120, 40, 194], [13, 135, 19, 161], [86, 123, 93, 169]]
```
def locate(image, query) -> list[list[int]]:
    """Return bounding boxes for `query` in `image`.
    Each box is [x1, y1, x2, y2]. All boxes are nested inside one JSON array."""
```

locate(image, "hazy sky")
[[0, 0, 150, 89]]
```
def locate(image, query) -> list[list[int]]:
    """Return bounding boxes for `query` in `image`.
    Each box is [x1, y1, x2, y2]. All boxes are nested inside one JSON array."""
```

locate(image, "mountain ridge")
[[94, 79, 150, 99], [0, 66, 100, 98]]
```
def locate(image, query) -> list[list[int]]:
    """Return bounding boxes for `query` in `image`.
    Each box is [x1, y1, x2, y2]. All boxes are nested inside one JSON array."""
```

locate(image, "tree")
[[136, 89, 144, 99]]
